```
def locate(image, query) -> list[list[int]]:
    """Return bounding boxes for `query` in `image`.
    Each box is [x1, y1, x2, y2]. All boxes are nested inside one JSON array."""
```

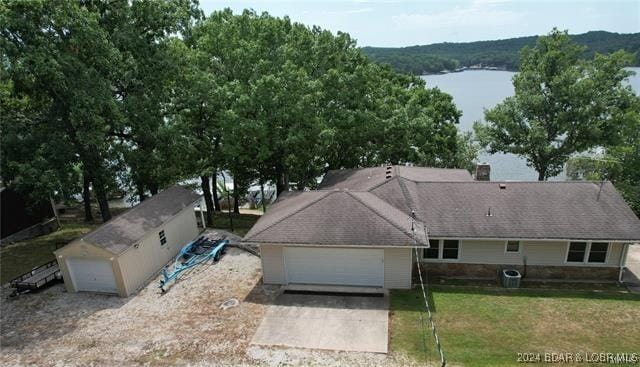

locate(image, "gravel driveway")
[[1, 237, 419, 366], [1, 246, 275, 366]]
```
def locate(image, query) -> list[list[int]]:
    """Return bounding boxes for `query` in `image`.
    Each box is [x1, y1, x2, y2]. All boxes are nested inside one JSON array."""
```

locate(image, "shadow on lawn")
[[391, 284, 640, 313], [430, 284, 640, 300]]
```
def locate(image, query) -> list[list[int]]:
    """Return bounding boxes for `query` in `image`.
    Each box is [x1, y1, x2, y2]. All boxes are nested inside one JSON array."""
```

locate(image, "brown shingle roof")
[[81, 186, 201, 254], [244, 166, 640, 246], [403, 181, 640, 241], [243, 190, 426, 246], [318, 165, 472, 191]]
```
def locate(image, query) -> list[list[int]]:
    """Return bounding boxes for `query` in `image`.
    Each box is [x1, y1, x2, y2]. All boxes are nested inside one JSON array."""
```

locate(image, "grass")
[[390, 285, 640, 366], [1, 221, 97, 284], [210, 212, 261, 237]]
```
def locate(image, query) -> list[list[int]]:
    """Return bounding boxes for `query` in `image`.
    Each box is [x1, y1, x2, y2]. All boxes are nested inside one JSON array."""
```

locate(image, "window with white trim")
[[159, 230, 167, 246], [423, 239, 440, 259], [587, 242, 608, 263], [442, 240, 459, 259], [566, 242, 587, 262], [506, 240, 520, 253]]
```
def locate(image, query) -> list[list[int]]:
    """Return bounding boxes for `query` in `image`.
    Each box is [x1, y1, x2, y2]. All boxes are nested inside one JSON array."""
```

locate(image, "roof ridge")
[[244, 190, 334, 240], [345, 191, 420, 242], [367, 175, 398, 192], [82, 187, 200, 246], [80, 186, 195, 240], [396, 177, 417, 211]]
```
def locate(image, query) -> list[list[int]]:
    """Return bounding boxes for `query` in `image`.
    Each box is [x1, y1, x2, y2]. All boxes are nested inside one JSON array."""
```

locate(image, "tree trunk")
[[537, 167, 548, 181], [137, 182, 146, 202], [260, 181, 267, 213], [200, 176, 214, 226], [82, 171, 93, 222], [222, 173, 234, 232], [212, 172, 221, 211], [275, 162, 289, 195], [93, 181, 112, 222], [149, 181, 159, 195], [233, 180, 240, 214]]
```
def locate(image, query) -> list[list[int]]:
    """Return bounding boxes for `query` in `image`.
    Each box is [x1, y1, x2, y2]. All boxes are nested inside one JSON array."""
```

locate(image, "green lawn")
[[210, 212, 261, 237], [391, 286, 640, 366], [1, 222, 97, 284]]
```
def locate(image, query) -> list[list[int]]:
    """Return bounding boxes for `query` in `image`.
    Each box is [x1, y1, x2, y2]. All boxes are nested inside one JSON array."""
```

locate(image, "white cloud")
[[391, 1, 522, 30], [301, 7, 373, 16]]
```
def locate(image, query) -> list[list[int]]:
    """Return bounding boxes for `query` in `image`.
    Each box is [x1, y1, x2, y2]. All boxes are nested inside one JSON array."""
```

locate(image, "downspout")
[[619, 243, 630, 283]]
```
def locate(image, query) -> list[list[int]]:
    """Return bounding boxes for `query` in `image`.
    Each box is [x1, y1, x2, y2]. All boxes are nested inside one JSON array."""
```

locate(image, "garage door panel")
[[67, 258, 118, 294], [284, 247, 384, 287]]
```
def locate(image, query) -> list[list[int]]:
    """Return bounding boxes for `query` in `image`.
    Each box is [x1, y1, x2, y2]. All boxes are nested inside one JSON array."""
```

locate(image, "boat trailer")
[[159, 235, 228, 293]]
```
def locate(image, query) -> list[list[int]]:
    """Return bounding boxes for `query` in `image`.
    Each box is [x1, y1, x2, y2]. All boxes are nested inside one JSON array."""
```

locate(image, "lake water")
[[422, 67, 640, 181]]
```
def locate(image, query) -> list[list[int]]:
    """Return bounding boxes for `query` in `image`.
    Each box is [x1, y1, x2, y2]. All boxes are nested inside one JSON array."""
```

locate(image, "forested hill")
[[361, 31, 640, 75]]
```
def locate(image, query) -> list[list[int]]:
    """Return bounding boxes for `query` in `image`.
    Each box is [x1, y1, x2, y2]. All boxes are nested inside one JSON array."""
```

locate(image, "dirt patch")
[[0, 247, 274, 366], [1, 244, 410, 366]]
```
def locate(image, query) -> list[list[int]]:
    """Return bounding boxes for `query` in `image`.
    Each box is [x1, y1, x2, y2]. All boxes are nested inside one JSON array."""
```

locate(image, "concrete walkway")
[[251, 292, 389, 353]]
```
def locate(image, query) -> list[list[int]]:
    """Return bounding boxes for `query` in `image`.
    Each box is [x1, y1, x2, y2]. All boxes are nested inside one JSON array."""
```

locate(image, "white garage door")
[[284, 247, 384, 287], [67, 258, 118, 294]]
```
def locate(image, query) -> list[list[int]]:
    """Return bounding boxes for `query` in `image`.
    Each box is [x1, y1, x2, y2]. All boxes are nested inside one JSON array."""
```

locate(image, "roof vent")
[[499, 183, 506, 190], [485, 207, 493, 217], [385, 174, 392, 179]]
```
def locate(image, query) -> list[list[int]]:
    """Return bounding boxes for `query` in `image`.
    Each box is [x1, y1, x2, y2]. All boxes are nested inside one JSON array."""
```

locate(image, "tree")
[[474, 28, 638, 180], [2, 0, 124, 221], [566, 110, 640, 214]]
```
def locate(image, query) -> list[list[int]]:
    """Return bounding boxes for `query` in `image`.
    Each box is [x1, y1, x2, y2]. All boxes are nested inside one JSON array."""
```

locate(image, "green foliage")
[[363, 31, 640, 75], [2, 3, 476, 212], [566, 116, 640, 215], [474, 28, 639, 181]]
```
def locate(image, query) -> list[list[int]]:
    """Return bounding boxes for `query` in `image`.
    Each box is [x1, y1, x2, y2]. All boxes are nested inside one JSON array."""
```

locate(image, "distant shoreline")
[[421, 67, 514, 76]]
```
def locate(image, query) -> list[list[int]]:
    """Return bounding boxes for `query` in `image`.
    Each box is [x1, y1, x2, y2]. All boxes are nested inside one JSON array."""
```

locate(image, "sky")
[[198, 0, 640, 47]]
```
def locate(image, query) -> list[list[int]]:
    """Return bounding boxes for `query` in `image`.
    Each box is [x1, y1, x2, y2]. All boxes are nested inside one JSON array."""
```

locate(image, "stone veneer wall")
[[417, 263, 619, 281]]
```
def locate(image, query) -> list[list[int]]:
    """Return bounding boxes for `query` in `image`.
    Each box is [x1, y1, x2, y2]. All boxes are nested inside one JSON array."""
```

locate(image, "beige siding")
[[460, 240, 522, 265], [260, 245, 285, 284], [608, 242, 625, 266], [118, 207, 199, 295], [55, 240, 126, 296], [384, 247, 412, 289], [420, 239, 626, 268]]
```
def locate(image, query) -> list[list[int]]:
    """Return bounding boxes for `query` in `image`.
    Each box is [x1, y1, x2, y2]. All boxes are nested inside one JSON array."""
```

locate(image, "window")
[[566, 242, 587, 262], [424, 239, 440, 259], [159, 230, 167, 246], [506, 240, 520, 253], [588, 242, 608, 263], [442, 240, 459, 259]]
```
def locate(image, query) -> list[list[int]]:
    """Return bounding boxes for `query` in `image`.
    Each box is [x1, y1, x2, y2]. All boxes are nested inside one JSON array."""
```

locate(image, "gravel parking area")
[[1, 235, 419, 367], [1, 245, 274, 366]]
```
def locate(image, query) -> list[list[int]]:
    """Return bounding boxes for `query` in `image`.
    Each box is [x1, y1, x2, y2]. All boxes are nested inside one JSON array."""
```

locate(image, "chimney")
[[475, 162, 491, 181]]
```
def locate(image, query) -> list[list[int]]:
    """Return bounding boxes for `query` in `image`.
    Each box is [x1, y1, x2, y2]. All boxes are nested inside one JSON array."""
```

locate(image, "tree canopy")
[[474, 28, 640, 181], [1, 2, 474, 222]]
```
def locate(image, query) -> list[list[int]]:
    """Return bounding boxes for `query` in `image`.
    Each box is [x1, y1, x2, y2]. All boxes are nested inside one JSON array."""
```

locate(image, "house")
[[55, 186, 202, 297], [243, 166, 640, 288]]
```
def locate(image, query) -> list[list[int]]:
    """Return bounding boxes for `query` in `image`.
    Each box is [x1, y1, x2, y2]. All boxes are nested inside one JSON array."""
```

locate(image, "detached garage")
[[55, 186, 201, 297], [243, 190, 427, 289]]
